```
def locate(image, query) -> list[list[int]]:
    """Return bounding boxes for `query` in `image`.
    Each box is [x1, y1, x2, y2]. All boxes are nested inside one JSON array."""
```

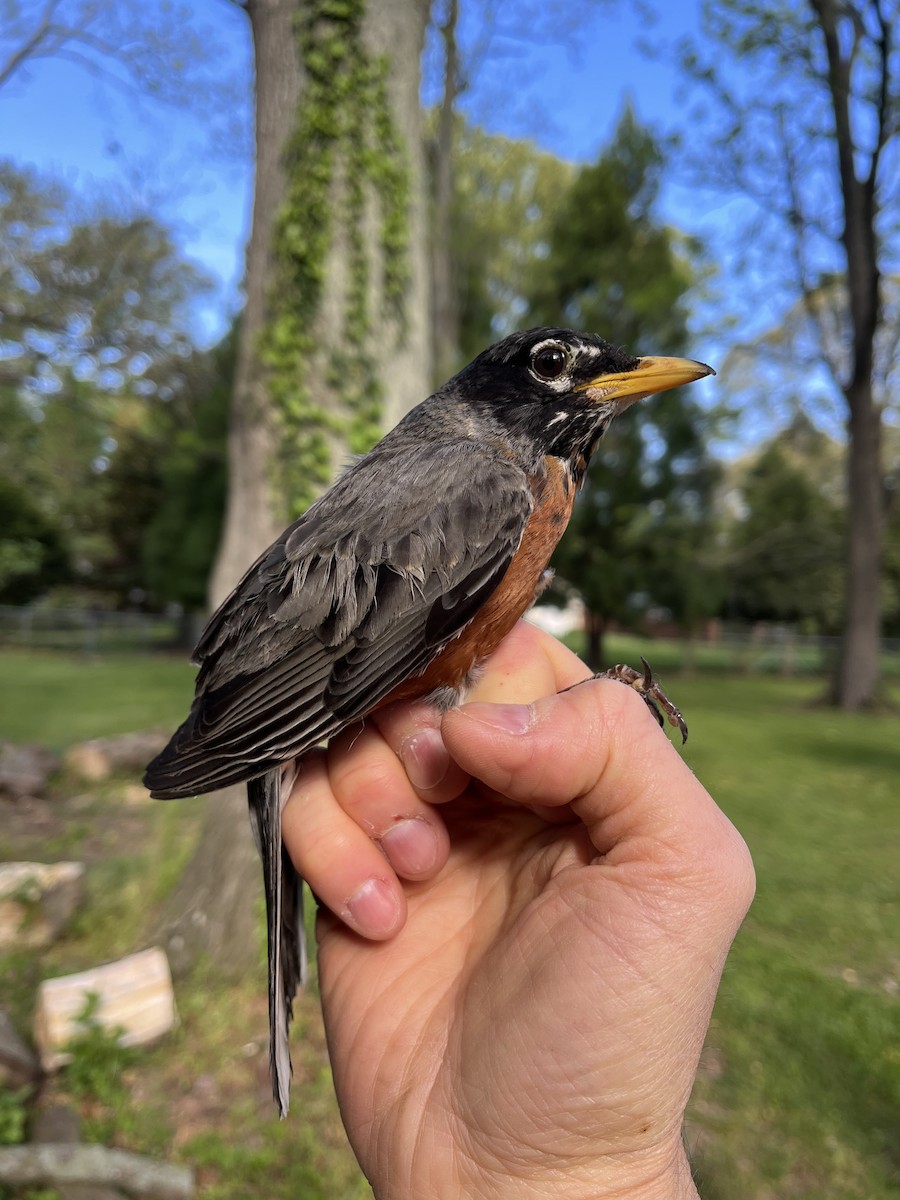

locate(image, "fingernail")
[[400, 727, 450, 790], [461, 702, 534, 734], [344, 877, 401, 937], [381, 818, 438, 876]]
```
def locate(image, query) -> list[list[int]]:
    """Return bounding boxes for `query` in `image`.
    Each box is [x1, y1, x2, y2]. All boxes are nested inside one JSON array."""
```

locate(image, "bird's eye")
[[531, 344, 569, 381]]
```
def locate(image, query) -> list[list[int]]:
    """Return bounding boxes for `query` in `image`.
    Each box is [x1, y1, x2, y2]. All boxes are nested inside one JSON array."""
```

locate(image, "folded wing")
[[144, 440, 532, 798]]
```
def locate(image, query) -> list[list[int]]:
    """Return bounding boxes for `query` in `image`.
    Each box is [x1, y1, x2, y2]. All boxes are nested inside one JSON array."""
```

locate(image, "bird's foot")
[[567, 657, 688, 744]]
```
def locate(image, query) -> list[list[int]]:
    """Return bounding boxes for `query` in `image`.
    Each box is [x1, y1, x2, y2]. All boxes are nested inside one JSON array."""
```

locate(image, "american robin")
[[144, 327, 713, 1115]]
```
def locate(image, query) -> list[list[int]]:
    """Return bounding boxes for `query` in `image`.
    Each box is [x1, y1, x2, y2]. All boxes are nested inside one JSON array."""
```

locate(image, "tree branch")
[[0, 0, 65, 88], [866, 0, 893, 190]]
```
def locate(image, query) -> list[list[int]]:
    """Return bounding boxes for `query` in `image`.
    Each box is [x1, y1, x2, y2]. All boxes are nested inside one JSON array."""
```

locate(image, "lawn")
[[0, 650, 194, 748], [1, 648, 898, 1199]]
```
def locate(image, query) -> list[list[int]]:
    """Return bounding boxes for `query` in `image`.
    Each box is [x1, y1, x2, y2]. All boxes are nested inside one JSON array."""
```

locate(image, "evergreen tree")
[[728, 416, 844, 630], [527, 108, 721, 667]]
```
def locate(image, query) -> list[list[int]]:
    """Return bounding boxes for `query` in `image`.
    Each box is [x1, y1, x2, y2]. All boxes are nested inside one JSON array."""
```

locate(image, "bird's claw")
[[597, 657, 688, 744]]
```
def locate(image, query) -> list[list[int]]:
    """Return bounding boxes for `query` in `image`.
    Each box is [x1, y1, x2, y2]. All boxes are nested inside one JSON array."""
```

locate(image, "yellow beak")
[[578, 355, 715, 408]]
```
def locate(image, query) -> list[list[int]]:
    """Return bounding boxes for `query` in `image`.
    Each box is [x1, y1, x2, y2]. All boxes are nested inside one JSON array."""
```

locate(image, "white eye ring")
[[530, 342, 570, 382]]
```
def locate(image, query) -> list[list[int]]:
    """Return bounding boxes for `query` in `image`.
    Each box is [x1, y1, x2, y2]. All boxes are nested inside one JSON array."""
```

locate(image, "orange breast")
[[386, 456, 575, 703]]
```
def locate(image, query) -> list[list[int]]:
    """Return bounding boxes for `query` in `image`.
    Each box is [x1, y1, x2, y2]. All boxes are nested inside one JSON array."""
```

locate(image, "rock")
[[0, 1144, 194, 1198], [30, 1108, 124, 1200], [63, 732, 168, 784], [0, 742, 60, 800], [34, 947, 177, 1072], [0, 862, 86, 950], [0, 1009, 41, 1088]]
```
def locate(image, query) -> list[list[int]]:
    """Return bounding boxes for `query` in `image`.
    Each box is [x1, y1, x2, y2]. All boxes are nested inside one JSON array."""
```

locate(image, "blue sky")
[[1, 0, 713, 340]]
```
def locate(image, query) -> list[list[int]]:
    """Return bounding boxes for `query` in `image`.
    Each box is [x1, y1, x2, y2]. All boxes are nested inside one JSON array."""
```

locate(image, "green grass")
[[0, 650, 194, 747], [672, 674, 900, 1199], [1, 651, 898, 1198]]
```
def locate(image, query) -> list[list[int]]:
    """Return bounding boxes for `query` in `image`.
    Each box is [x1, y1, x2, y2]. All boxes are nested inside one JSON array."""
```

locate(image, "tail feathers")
[[247, 766, 305, 1118]]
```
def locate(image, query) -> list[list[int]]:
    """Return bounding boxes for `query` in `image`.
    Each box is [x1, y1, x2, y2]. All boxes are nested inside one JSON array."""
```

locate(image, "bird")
[[144, 327, 713, 1116]]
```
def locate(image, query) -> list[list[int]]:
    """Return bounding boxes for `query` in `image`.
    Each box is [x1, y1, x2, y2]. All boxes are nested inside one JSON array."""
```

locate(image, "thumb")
[[442, 677, 754, 922]]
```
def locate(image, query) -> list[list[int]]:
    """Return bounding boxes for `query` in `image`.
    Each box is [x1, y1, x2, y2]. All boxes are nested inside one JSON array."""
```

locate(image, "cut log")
[[34, 948, 177, 1072], [0, 1144, 194, 1199], [0, 862, 86, 950], [0, 742, 60, 799]]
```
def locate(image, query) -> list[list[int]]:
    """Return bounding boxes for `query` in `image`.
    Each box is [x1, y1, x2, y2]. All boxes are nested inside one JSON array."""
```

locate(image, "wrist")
[[373, 1141, 699, 1200]]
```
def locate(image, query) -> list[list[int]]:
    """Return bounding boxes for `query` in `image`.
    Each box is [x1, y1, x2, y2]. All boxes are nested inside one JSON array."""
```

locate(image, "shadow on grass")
[[776, 730, 900, 776]]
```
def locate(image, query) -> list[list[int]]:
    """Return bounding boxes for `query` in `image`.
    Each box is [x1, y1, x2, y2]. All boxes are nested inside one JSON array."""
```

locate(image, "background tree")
[[0, 161, 214, 604], [0, 1, 240, 145], [449, 120, 573, 359], [526, 108, 721, 668], [0, 163, 209, 392], [209, 0, 432, 608], [424, 0, 623, 381], [100, 332, 234, 616], [0, 476, 70, 604], [140, 334, 234, 614], [163, 0, 434, 979], [674, 0, 900, 709], [727, 416, 844, 630]]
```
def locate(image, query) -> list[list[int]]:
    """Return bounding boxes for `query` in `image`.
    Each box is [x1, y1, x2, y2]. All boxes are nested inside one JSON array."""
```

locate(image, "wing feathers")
[[144, 441, 534, 799]]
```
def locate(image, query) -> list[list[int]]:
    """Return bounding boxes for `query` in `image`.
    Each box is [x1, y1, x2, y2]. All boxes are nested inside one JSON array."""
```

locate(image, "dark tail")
[[247, 768, 305, 1118]]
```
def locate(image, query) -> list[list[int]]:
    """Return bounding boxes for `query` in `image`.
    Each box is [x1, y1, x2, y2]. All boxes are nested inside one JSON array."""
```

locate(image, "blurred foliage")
[[0, 161, 211, 395], [0, 474, 70, 603], [527, 104, 697, 352], [139, 334, 232, 611], [0, 1086, 31, 1146], [726, 414, 844, 630], [63, 991, 139, 1111], [525, 108, 722, 666], [0, 160, 228, 610], [446, 117, 574, 364]]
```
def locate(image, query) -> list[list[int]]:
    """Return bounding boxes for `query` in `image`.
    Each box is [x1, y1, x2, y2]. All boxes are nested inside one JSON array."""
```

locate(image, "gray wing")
[[144, 440, 532, 798]]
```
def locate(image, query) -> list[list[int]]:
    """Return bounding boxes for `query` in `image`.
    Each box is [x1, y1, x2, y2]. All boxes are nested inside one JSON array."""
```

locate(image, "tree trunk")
[[431, 0, 460, 385], [811, 0, 886, 708], [165, 0, 432, 976], [833, 383, 883, 708], [160, 0, 303, 980], [584, 610, 606, 672], [158, 786, 262, 978], [208, 0, 302, 610]]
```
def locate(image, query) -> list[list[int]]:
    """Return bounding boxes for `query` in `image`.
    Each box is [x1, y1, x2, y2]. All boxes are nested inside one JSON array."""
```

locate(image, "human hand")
[[282, 622, 754, 1199]]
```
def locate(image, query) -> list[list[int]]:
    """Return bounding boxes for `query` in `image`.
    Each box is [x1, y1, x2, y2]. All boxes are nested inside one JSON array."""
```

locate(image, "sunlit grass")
[[672, 674, 900, 1199], [0, 649, 195, 748]]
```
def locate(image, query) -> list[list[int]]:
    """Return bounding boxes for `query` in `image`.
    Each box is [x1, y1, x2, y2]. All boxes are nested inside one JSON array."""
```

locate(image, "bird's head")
[[452, 327, 714, 472]]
